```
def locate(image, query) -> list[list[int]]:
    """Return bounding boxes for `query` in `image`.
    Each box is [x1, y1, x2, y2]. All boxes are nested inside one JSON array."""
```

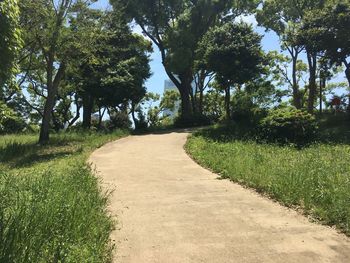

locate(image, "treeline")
[[1, 0, 350, 143], [1, 0, 152, 143], [113, 0, 350, 124]]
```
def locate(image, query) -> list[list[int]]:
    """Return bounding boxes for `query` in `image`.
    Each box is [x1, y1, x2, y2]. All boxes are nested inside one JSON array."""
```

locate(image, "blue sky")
[[92, 0, 346, 97]]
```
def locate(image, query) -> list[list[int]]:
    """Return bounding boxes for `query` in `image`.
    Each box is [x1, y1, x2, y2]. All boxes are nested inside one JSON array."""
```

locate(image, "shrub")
[[0, 102, 26, 134], [106, 111, 131, 130], [259, 108, 318, 145]]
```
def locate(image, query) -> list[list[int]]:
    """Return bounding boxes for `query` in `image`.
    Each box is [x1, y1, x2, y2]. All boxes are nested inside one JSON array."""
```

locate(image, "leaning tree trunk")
[[69, 96, 81, 127], [161, 51, 193, 121], [307, 51, 317, 113], [39, 63, 65, 144]]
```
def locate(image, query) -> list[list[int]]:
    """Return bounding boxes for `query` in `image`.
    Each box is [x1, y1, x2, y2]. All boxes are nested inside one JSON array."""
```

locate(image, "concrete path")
[[90, 131, 350, 263]]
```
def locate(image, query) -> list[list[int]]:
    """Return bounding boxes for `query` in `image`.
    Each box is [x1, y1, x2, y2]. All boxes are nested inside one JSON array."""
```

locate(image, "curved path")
[[90, 131, 350, 263]]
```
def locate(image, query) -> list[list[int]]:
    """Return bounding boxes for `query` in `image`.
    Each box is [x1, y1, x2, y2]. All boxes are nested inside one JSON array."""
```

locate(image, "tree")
[[0, 0, 22, 86], [199, 22, 264, 119], [111, 0, 259, 121], [70, 13, 152, 129], [298, 2, 350, 99], [267, 51, 309, 108], [257, 0, 326, 112], [202, 87, 225, 122], [19, 0, 83, 143]]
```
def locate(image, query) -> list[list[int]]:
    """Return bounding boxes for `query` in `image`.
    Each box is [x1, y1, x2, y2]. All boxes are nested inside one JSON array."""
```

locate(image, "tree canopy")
[[0, 0, 22, 86]]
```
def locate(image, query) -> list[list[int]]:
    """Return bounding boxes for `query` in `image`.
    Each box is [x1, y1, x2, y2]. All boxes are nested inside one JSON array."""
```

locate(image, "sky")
[[92, 0, 347, 97]]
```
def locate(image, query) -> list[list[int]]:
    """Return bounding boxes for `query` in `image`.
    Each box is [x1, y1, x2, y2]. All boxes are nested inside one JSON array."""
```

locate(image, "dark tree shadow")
[[193, 117, 350, 149], [0, 138, 83, 168]]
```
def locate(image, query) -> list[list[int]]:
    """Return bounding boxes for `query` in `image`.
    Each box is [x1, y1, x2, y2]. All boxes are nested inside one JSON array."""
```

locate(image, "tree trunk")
[[69, 96, 81, 127], [224, 84, 231, 120], [178, 71, 194, 120], [39, 90, 56, 144], [344, 65, 350, 112], [344, 62, 350, 87], [98, 107, 106, 129], [190, 89, 196, 114], [82, 93, 93, 129], [199, 88, 204, 115], [130, 104, 138, 129], [179, 86, 193, 120], [39, 63, 65, 144], [197, 70, 207, 115], [292, 55, 302, 109], [307, 51, 317, 113], [161, 57, 193, 121], [319, 77, 323, 114]]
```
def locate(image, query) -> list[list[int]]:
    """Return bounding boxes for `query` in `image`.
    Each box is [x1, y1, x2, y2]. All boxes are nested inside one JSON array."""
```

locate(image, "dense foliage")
[[0, 0, 21, 86], [1, 0, 349, 138], [0, 101, 25, 134], [260, 108, 318, 145]]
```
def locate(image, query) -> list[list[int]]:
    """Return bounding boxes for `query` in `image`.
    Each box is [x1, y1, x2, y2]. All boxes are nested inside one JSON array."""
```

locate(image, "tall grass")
[[0, 131, 127, 262], [186, 127, 350, 235]]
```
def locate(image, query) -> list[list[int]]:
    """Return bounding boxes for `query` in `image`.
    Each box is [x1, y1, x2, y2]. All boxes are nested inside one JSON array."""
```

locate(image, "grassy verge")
[[0, 131, 127, 262], [186, 126, 350, 235]]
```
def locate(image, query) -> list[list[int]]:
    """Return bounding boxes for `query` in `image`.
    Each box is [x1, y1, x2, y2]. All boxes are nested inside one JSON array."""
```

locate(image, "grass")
[[0, 130, 128, 262], [186, 124, 350, 236]]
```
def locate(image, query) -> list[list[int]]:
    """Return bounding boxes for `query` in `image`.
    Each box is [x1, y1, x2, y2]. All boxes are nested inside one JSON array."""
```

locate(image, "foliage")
[[186, 129, 350, 236], [199, 21, 264, 119], [201, 88, 224, 121], [106, 111, 132, 130], [111, 0, 260, 119], [133, 90, 181, 128], [0, 131, 127, 262], [0, 0, 22, 86], [298, 2, 350, 87], [0, 101, 25, 134], [200, 22, 264, 86], [256, 0, 326, 111], [260, 108, 318, 145], [17, 2, 152, 139], [231, 92, 268, 125]]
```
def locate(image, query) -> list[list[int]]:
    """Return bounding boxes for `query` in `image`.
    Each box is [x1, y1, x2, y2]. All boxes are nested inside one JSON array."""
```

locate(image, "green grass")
[[186, 126, 350, 235], [0, 131, 128, 262]]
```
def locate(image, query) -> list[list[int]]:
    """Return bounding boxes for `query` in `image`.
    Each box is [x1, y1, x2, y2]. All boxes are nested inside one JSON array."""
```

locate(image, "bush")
[[230, 95, 268, 125], [260, 108, 318, 145], [0, 102, 26, 134], [106, 111, 131, 130]]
